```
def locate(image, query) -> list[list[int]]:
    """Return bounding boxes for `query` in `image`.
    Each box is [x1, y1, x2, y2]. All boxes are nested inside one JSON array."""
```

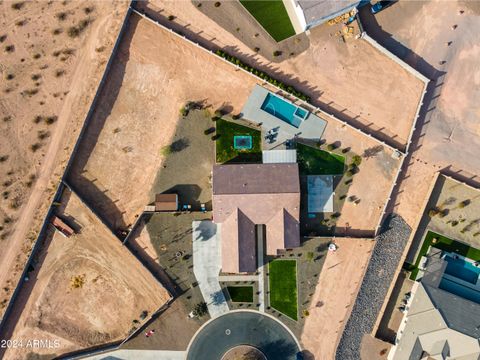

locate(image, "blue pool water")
[[444, 256, 480, 284], [260, 93, 308, 128], [439, 277, 480, 304]]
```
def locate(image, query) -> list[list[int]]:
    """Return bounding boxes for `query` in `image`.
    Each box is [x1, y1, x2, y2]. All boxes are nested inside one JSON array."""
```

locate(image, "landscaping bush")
[[167, 15, 175, 21], [232, 113, 241, 120], [214, 1, 221, 7], [327, 143, 336, 151], [214, 49, 310, 102], [193, 302, 208, 317], [273, 50, 282, 57], [351, 155, 362, 166]]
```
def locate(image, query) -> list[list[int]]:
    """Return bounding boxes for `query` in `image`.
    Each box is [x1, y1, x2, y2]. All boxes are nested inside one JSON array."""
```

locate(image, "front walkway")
[[192, 220, 229, 318]]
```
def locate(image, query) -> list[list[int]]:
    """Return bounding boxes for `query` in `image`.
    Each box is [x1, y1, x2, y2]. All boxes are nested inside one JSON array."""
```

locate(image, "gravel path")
[[335, 214, 411, 360]]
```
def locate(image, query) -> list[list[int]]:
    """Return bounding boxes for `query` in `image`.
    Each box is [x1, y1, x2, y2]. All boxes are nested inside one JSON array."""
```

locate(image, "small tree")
[[160, 145, 172, 156], [273, 50, 282, 57], [193, 302, 208, 317]]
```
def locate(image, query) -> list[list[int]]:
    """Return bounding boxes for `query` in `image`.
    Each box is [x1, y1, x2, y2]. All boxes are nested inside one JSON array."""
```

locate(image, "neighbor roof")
[[297, 0, 359, 27], [213, 163, 300, 195], [391, 283, 480, 360]]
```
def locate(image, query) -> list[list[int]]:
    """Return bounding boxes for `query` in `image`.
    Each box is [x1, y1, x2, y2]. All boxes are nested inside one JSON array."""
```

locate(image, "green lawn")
[[240, 0, 296, 42], [296, 143, 345, 175], [409, 230, 480, 280], [215, 119, 262, 163], [226, 286, 254, 303], [269, 259, 298, 320]]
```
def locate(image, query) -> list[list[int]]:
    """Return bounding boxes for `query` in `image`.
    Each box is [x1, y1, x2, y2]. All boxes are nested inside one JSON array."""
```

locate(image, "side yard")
[[268, 259, 298, 320]]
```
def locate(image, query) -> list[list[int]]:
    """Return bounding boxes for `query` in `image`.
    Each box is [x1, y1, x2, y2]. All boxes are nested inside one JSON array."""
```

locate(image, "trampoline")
[[234, 135, 253, 150]]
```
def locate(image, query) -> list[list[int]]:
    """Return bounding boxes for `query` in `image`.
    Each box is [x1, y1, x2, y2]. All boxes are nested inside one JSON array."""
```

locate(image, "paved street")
[[186, 311, 300, 360]]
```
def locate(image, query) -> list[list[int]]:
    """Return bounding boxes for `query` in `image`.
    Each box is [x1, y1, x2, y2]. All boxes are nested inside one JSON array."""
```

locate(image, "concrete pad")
[[192, 220, 229, 318]]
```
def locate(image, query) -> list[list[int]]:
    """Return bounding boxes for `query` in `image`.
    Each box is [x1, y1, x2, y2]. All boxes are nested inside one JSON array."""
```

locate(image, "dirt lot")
[[301, 238, 374, 359], [321, 121, 402, 235], [0, 0, 129, 319], [407, 175, 480, 263], [67, 13, 258, 231], [136, 0, 424, 150], [3, 189, 170, 359], [358, 0, 480, 228]]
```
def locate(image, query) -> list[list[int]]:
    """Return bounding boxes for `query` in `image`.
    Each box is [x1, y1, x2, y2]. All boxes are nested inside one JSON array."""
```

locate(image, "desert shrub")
[[32, 53, 41, 59], [55, 69, 65, 77], [37, 130, 50, 140], [31, 74, 41, 81], [273, 50, 282, 57], [52, 50, 61, 57], [160, 145, 172, 156], [5, 45, 14, 53], [139, 310, 148, 320], [95, 46, 105, 53], [459, 199, 471, 208], [193, 302, 208, 317], [232, 114, 241, 120], [214, 1, 221, 7], [45, 116, 57, 125], [346, 170, 354, 177], [428, 208, 439, 217], [179, 106, 188, 117], [56, 11, 67, 21], [451, 220, 459, 227], [204, 127, 215, 135], [15, 19, 27, 26], [67, 19, 91, 38], [23, 89, 39, 96], [167, 15, 175, 21], [302, 309, 310, 317], [254, 47, 260, 52], [70, 274, 86, 289], [84, 6, 94, 14], [3, 116, 12, 122], [11, 2, 24, 10], [52, 28, 63, 35], [351, 155, 362, 166], [113, 127, 121, 134], [0, 35, 6, 43], [30, 143, 42, 152], [33, 115, 43, 124], [5, 73, 14, 80], [0, 155, 8, 163]]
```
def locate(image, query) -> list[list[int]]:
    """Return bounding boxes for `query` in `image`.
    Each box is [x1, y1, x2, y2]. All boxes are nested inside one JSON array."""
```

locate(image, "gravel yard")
[[336, 214, 411, 360]]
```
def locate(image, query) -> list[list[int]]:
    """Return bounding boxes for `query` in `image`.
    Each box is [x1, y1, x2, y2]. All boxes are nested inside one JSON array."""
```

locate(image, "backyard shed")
[[155, 193, 178, 212]]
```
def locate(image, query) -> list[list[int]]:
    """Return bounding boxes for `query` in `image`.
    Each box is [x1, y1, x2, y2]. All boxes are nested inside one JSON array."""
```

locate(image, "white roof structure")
[[262, 149, 297, 164], [390, 283, 480, 360], [307, 175, 334, 213]]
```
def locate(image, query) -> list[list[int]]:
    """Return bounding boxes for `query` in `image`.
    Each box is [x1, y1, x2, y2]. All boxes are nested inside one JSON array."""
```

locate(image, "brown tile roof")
[[213, 164, 300, 195], [155, 193, 178, 211], [221, 209, 256, 273], [213, 164, 300, 273]]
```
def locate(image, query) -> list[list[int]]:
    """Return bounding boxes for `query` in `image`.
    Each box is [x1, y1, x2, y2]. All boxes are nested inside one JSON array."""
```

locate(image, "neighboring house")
[[283, 0, 367, 33], [390, 249, 480, 359], [212, 163, 301, 273]]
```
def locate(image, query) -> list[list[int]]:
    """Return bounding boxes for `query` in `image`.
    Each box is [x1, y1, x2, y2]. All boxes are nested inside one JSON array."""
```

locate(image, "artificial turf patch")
[[215, 119, 261, 163], [240, 0, 296, 42], [227, 286, 254, 303], [297, 143, 345, 175], [268, 259, 298, 320]]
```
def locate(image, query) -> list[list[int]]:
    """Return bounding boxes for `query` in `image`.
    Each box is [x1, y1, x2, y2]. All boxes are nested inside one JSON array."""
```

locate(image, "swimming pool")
[[260, 93, 308, 128], [444, 255, 480, 284]]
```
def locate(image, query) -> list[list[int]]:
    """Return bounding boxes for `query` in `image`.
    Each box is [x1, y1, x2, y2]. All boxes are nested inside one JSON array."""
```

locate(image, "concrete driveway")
[[192, 220, 229, 318], [186, 311, 300, 360]]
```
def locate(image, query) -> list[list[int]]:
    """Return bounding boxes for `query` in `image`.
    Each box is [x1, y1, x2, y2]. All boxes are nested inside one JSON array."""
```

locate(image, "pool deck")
[[241, 85, 327, 147]]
